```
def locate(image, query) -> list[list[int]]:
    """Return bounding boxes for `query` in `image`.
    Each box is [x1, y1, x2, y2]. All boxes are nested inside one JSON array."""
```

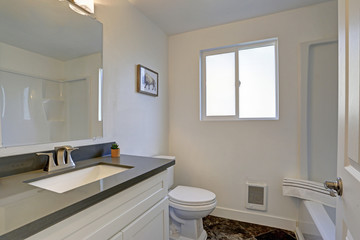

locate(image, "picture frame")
[[137, 64, 159, 97]]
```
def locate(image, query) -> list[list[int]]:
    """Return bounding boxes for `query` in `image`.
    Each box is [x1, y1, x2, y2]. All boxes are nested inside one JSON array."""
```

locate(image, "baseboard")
[[295, 227, 305, 240], [211, 206, 297, 231]]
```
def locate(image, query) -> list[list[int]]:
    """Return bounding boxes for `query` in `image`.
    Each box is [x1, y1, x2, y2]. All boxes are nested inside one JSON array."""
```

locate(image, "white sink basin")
[[28, 164, 132, 193]]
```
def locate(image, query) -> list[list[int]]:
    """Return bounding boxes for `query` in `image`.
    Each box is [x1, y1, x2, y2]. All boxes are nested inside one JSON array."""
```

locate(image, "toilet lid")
[[168, 186, 216, 206]]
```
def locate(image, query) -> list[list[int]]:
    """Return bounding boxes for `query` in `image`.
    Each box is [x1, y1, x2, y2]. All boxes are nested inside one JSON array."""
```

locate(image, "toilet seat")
[[169, 186, 216, 206], [169, 199, 217, 212]]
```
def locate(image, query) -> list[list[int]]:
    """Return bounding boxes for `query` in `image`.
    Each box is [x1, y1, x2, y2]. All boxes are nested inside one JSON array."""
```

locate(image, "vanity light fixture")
[[68, 0, 94, 16]]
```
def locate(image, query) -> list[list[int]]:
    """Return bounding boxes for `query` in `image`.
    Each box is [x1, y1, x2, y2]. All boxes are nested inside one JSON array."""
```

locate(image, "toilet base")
[[169, 215, 207, 240], [170, 228, 207, 240]]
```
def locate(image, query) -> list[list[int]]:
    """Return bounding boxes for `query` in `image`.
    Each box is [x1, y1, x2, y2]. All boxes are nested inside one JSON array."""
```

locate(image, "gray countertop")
[[0, 154, 175, 239]]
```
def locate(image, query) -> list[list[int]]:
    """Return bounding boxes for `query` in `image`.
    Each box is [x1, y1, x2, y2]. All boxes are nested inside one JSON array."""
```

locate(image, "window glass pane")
[[205, 52, 235, 116], [238, 45, 276, 118]]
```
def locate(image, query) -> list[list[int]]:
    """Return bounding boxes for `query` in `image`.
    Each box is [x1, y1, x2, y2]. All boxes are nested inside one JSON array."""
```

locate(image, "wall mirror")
[[0, 0, 103, 147]]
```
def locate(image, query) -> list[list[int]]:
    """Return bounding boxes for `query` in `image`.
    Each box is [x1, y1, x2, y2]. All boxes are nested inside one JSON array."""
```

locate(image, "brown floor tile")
[[204, 215, 253, 239], [203, 215, 297, 240], [255, 229, 296, 240]]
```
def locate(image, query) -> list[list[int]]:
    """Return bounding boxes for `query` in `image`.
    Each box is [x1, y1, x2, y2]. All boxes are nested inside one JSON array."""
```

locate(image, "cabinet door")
[[337, 0, 360, 239], [121, 198, 169, 240]]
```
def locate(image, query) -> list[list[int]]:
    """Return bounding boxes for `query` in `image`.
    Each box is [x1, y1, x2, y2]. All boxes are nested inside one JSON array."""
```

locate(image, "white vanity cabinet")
[[26, 171, 169, 240], [111, 198, 169, 240]]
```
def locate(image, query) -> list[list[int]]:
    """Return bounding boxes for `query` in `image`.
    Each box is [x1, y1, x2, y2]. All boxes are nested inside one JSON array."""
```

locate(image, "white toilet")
[[154, 156, 217, 240]]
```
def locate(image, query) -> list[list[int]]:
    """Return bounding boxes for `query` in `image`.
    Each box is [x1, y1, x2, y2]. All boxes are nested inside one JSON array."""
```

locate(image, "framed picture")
[[137, 64, 159, 97]]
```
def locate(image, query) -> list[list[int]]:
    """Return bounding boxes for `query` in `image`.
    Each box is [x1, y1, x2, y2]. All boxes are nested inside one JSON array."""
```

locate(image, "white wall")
[[0, 0, 169, 157], [96, 0, 169, 156], [168, 1, 337, 229]]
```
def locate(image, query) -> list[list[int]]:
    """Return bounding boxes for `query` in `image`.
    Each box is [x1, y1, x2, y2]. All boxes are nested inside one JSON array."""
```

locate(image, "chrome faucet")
[[55, 147, 67, 167], [37, 145, 78, 172], [63, 145, 78, 166], [36, 152, 56, 172]]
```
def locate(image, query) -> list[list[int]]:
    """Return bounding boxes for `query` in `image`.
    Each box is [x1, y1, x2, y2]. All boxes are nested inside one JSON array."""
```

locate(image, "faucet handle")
[[64, 146, 78, 166], [36, 152, 56, 171], [64, 146, 79, 151], [54, 146, 66, 151]]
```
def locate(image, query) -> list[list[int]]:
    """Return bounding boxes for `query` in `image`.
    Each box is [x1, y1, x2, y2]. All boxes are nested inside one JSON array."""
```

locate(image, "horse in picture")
[[144, 73, 156, 91]]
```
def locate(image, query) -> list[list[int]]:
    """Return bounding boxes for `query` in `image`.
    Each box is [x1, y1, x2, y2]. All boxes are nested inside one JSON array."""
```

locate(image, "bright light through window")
[[239, 45, 276, 118], [200, 38, 278, 120], [206, 52, 235, 116]]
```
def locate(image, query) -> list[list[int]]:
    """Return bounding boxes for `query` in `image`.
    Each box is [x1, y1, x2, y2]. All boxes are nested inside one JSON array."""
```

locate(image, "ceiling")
[[128, 0, 334, 35]]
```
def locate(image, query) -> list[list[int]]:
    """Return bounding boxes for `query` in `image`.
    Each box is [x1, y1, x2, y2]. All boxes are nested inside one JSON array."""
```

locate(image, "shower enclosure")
[[0, 69, 91, 147], [298, 39, 338, 240]]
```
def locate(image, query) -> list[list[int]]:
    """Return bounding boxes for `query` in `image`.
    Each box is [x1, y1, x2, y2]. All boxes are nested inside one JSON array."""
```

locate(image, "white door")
[[337, 0, 360, 239]]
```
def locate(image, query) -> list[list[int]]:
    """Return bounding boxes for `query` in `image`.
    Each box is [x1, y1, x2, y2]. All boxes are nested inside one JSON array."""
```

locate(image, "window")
[[200, 38, 279, 120]]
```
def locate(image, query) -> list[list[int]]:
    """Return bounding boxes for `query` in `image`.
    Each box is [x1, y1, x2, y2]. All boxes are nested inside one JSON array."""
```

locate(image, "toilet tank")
[[153, 155, 175, 189]]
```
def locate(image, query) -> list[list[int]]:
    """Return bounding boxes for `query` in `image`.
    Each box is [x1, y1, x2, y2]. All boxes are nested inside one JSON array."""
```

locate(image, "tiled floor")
[[203, 215, 297, 240]]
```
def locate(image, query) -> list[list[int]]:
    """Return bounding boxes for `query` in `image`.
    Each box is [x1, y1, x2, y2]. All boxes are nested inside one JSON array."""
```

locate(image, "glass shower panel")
[[0, 70, 91, 147], [0, 71, 49, 146], [64, 79, 90, 140]]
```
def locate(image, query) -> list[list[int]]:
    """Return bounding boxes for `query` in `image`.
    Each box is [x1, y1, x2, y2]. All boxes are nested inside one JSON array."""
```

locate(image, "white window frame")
[[200, 38, 279, 121]]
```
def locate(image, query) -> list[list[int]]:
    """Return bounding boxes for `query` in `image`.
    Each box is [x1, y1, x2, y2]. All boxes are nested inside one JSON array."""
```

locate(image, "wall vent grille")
[[246, 182, 267, 211]]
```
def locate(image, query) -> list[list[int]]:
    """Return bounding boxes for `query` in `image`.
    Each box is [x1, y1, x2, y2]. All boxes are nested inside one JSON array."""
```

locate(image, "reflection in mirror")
[[0, 0, 103, 147]]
